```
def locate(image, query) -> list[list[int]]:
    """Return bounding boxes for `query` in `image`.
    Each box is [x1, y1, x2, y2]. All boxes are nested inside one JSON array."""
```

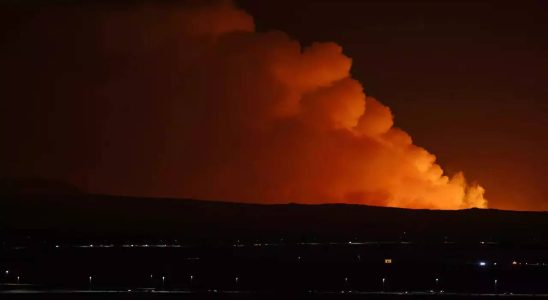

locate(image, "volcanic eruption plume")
[[0, 1, 487, 209]]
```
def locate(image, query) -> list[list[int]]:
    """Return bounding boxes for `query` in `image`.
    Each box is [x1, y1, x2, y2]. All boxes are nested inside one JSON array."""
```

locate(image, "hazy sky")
[[1, 0, 547, 211]]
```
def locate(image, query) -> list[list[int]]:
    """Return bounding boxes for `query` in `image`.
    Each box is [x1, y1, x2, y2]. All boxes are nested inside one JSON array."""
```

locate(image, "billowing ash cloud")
[[0, 1, 486, 209]]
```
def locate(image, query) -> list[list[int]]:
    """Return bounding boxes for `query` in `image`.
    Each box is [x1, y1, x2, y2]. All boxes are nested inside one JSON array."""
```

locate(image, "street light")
[[435, 278, 439, 291], [494, 279, 498, 293], [89, 276, 92, 290], [382, 277, 386, 292], [17, 276, 20, 284], [190, 275, 194, 286], [162, 276, 165, 289]]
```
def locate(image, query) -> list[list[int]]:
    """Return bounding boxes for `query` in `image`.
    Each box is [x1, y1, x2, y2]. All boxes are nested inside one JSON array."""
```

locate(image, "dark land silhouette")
[[2, 180, 548, 297], [1, 183, 547, 244]]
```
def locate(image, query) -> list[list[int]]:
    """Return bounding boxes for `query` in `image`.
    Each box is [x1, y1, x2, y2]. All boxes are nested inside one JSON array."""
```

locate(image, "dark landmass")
[[1, 186, 547, 245], [2, 181, 548, 296]]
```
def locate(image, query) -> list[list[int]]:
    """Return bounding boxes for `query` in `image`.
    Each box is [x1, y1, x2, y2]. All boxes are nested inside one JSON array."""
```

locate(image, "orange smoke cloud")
[[0, 1, 486, 209]]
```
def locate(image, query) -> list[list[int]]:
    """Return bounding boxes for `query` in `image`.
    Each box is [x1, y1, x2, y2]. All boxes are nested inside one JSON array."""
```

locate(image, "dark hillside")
[[1, 192, 547, 244]]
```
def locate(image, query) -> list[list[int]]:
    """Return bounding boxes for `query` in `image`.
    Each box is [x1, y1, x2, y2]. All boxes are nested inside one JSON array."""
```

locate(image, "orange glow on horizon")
[[1, 1, 488, 210]]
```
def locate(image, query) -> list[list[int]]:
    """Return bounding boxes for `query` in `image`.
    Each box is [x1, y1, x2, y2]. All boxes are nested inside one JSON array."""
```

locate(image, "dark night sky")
[[238, 0, 548, 210], [1, 0, 547, 210]]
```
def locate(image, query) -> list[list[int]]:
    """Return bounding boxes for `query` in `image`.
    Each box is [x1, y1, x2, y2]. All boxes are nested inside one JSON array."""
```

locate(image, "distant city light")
[[479, 261, 487, 266]]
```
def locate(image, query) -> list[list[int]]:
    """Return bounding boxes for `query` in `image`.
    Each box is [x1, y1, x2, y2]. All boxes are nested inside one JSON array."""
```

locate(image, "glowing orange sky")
[[12, 1, 548, 210]]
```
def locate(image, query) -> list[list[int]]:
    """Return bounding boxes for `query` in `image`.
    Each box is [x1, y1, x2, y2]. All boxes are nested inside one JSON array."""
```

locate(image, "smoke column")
[[0, 1, 487, 209]]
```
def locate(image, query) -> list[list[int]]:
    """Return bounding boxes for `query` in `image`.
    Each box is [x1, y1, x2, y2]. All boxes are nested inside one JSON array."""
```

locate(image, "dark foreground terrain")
[[2, 191, 548, 244], [2, 191, 548, 298], [3, 291, 548, 300]]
